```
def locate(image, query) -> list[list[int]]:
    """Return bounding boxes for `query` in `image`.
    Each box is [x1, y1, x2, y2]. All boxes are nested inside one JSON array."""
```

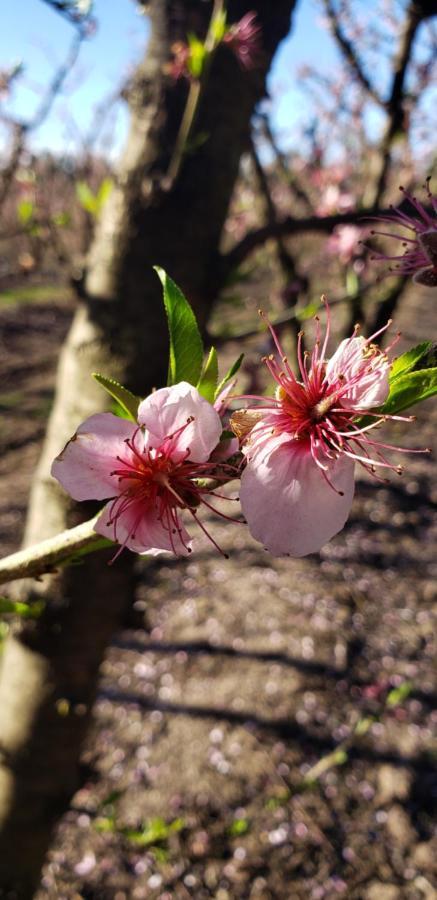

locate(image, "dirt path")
[[0, 289, 436, 899]]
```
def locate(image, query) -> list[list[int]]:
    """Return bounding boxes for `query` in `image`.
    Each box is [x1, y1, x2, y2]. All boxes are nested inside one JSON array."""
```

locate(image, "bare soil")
[[0, 288, 436, 900]]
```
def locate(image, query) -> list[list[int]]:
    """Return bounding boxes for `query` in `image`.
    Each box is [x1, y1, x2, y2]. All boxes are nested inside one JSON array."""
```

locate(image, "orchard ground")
[[0, 280, 436, 899]]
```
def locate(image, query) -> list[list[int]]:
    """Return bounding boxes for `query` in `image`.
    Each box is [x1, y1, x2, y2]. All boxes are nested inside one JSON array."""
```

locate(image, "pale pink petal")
[[51, 413, 137, 501], [210, 435, 239, 462], [240, 441, 355, 557], [326, 337, 390, 409], [95, 499, 192, 556], [138, 382, 222, 462], [213, 378, 237, 415]]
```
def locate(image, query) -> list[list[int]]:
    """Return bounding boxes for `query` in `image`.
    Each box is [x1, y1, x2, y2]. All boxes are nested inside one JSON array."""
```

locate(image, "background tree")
[[0, 0, 298, 892]]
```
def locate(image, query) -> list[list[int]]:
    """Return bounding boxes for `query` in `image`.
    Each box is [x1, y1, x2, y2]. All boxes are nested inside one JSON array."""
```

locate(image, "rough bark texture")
[[0, 1, 297, 894]]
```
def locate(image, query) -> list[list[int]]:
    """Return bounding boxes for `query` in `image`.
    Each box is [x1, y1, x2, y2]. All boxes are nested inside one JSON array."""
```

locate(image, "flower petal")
[[326, 336, 390, 409], [95, 499, 193, 557], [51, 413, 137, 501], [138, 382, 222, 462], [240, 440, 355, 557]]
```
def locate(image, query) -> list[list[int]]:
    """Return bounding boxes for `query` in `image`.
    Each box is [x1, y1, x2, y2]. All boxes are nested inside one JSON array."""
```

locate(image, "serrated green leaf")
[[76, 181, 98, 216], [17, 199, 34, 225], [93, 373, 140, 422], [380, 367, 437, 415], [154, 267, 203, 387], [197, 347, 218, 402], [215, 353, 244, 400], [390, 342, 432, 381]]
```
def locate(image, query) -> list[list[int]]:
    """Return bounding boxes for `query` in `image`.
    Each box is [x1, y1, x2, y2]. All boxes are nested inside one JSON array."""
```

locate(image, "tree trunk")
[[0, 1, 297, 893]]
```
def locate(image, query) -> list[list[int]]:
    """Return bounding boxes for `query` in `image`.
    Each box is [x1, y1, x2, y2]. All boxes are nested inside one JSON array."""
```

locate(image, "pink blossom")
[[233, 305, 420, 557], [51, 382, 235, 558], [326, 224, 362, 264], [370, 181, 437, 286], [223, 12, 262, 70]]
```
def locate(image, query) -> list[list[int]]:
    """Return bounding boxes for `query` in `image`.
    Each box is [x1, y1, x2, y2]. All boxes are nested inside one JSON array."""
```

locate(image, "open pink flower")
[[232, 305, 420, 557], [223, 12, 262, 70], [370, 181, 437, 286], [51, 382, 231, 558]]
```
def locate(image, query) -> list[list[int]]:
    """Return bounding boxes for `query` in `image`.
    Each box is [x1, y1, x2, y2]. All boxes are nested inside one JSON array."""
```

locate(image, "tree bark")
[[0, 1, 297, 893]]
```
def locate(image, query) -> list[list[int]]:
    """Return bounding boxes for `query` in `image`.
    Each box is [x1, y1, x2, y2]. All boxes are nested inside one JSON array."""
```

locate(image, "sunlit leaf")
[[155, 267, 203, 387], [197, 347, 218, 402], [76, 181, 98, 216], [215, 353, 244, 400], [93, 373, 140, 421], [390, 342, 432, 381], [17, 200, 34, 225], [380, 367, 437, 415], [0, 597, 44, 618]]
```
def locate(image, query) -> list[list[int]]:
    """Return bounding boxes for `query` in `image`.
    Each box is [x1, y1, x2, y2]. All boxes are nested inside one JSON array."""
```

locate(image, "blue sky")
[[0, 1, 434, 161], [0, 0, 342, 159]]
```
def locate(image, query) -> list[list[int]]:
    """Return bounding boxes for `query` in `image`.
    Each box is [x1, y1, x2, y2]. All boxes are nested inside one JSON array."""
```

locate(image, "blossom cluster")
[[52, 301, 428, 561]]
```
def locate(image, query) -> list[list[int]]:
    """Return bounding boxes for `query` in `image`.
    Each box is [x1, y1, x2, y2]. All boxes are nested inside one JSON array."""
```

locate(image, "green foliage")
[[124, 817, 184, 847], [380, 367, 437, 416], [210, 8, 227, 43], [76, 178, 113, 218], [52, 211, 71, 228], [197, 346, 219, 402], [95, 814, 184, 850], [155, 267, 204, 387], [17, 199, 34, 226], [0, 597, 44, 619], [386, 681, 413, 708], [227, 817, 250, 837], [187, 34, 207, 78], [92, 373, 140, 422], [389, 342, 432, 381], [215, 353, 244, 400]]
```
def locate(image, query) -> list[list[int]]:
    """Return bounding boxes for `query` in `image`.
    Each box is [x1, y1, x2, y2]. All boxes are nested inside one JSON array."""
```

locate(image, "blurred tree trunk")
[[0, 0, 297, 893]]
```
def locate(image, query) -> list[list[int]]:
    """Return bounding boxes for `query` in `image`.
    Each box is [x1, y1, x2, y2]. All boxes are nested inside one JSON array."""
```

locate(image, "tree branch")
[[218, 205, 383, 279], [0, 517, 108, 587], [322, 0, 384, 107]]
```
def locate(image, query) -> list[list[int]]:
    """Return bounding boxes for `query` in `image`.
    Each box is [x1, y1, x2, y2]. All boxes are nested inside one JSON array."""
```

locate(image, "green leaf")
[[96, 177, 113, 214], [211, 8, 227, 43], [124, 817, 184, 847], [0, 597, 44, 618], [386, 681, 413, 708], [215, 353, 244, 400], [93, 373, 140, 422], [346, 268, 359, 297], [17, 199, 34, 225], [296, 301, 320, 322], [76, 181, 98, 216], [197, 347, 218, 402], [380, 367, 437, 416], [227, 818, 250, 837], [390, 342, 432, 382], [52, 211, 71, 227], [154, 267, 203, 387], [187, 34, 207, 78]]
